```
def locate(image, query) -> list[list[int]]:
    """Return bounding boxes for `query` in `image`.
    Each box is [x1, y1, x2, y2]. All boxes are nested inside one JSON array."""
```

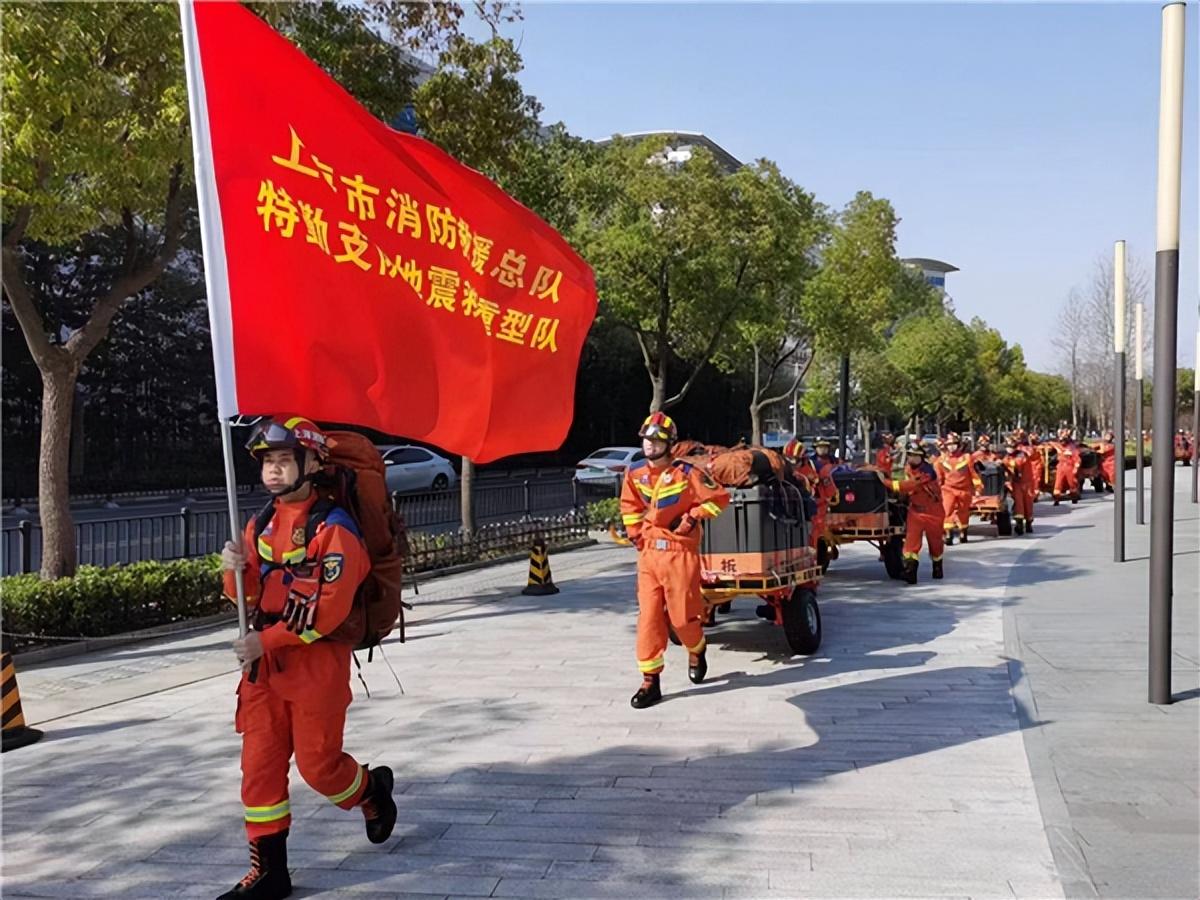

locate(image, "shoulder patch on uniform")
[[318, 507, 361, 538], [321, 553, 345, 583], [670, 459, 693, 474], [628, 459, 649, 473]]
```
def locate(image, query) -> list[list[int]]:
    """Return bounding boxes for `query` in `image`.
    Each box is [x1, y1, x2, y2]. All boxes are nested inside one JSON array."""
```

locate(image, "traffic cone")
[[2, 647, 43, 752], [521, 539, 559, 596]]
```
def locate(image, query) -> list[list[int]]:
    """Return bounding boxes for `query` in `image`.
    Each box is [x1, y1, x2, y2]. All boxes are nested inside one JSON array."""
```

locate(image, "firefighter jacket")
[[1053, 441, 1082, 475], [224, 493, 369, 703], [1002, 451, 1034, 492], [874, 447, 895, 473], [620, 458, 730, 551], [892, 462, 943, 516], [936, 451, 982, 495]]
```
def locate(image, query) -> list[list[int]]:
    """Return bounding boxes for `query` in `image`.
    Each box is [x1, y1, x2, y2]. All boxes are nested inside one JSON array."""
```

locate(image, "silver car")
[[378, 445, 458, 493], [574, 447, 645, 492]]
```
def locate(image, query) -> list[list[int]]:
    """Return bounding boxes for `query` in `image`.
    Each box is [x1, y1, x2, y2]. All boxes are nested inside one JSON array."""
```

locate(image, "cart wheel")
[[717, 602, 732, 614], [996, 511, 1013, 536], [816, 539, 831, 574], [667, 625, 682, 646], [782, 587, 821, 655], [882, 535, 905, 579]]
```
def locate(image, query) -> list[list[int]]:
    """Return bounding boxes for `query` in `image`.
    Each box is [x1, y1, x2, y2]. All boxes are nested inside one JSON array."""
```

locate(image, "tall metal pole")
[[1113, 241, 1126, 563], [838, 354, 850, 462], [1149, 0, 1185, 706], [1135, 303, 1146, 523], [1192, 327, 1199, 504]]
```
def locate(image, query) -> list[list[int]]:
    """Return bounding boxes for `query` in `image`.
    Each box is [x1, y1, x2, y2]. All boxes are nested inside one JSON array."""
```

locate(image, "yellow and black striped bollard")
[[2, 646, 43, 752], [521, 539, 559, 596]]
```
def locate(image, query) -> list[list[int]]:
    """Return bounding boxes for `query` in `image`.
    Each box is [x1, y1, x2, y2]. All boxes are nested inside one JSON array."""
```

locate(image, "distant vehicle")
[[574, 447, 645, 490], [378, 445, 458, 493]]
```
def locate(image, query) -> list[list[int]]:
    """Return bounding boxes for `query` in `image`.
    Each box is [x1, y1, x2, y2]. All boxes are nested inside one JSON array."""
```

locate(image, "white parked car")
[[378, 445, 458, 493], [574, 447, 645, 490]]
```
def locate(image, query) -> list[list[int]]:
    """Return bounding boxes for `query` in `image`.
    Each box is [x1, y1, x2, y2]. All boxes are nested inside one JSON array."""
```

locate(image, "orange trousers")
[[636, 544, 706, 674], [236, 679, 368, 839], [942, 488, 972, 532], [1012, 487, 1034, 523], [1054, 467, 1079, 500], [903, 511, 945, 562]]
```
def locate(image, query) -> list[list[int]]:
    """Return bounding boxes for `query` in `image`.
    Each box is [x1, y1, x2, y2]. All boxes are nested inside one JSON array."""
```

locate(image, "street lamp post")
[[1113, 241, 1126, 563], [1192, 327, 1199, 504], [1135, 303, 1146, 523], [1149, 0, 1185, 706]]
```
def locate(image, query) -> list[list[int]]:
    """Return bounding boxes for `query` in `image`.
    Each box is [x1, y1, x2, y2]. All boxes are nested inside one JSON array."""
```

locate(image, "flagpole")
[[179, 0, 247, 637]]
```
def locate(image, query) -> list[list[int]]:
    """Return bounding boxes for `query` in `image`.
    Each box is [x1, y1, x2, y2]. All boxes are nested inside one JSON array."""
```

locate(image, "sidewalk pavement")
[[0, 472, 1194, 899], [1004, 465, 1199, 899]]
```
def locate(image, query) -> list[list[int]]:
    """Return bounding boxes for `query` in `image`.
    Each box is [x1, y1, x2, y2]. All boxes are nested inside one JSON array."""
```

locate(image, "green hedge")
[[2, 557, 225, 649], [585, 497, 620, 525]]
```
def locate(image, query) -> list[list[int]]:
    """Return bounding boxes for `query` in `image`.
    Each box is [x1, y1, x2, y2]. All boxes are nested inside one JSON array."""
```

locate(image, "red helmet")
[[247, 416, 330, 462], [945, 431, 962, 447], [782, 438, 805, 461], [638, 411, 677, 443], [978, 434, 991, 446]]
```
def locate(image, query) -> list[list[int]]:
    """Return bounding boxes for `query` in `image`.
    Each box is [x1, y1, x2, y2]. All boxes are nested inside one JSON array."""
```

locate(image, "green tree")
[[1, 3, 469, 578], [884, 310, 980, 432], [571, 137, 795, 413], [714, 164, 828, 443]]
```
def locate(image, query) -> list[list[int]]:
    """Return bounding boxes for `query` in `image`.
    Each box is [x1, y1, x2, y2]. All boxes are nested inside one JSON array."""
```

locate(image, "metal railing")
[[1, 477, 600, 576]]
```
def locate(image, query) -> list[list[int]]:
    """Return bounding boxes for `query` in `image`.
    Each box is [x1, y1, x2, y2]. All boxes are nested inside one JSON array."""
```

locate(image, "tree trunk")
[[70, 386, 85, 480], [38, 364, 80, 579], [750, 404, 763, 447], [460, 458, 476, 537], [837, 355, 850, 461]]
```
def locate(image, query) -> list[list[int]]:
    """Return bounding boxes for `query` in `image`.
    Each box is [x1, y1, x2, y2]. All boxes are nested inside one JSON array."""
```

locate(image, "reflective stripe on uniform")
[[699, 501, 722, 518], [902, 551, 919, 561], [622, 512, 645, 526], [638, 656, 664, 673], [326, 766, 364, 805], [685, 637, 706, 655], [298, 628, 322, 645], [244, 799, 290, 823]]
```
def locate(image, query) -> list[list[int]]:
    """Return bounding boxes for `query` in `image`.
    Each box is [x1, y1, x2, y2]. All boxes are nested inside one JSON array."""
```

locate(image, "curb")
[[13, 539, 599, 665]]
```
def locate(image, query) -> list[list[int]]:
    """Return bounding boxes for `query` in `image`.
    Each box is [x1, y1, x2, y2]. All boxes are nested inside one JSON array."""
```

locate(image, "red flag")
[[183, 2, 595, 462]]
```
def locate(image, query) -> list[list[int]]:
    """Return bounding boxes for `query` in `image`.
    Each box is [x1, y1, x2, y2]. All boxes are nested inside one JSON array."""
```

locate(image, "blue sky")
[[493, 2, 1199, 371]]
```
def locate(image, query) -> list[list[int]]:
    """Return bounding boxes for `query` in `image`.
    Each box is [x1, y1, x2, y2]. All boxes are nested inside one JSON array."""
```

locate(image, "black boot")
[[360, 766, 397, 845], [903, 559, 918, 585], [217, 831, 291, 900], [932, 559, 944, 580], [945, 530, 956, 547], [1025, 521, 1033, 534], [1015, 519, 1025, 535], [631, 674, 662, 709], [959, 530, 969, 543], [688, 648, 708, 684]]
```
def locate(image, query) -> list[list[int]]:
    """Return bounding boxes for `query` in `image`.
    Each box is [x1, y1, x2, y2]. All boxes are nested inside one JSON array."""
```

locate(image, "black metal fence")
[[0, 477, 606, 577]]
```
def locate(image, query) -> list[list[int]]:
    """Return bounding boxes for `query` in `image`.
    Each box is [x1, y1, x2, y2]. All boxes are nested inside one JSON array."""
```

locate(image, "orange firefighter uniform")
[[620, 458, 729, 676], [892, 452, 944, 579], [224, 494, 371, 840], [1096, 433, 1117, 488], [1002, 446, 1035, 532], [1052, 436, 1082, 503], [936, 439, 981, 540], [971, 437, 998, 468]]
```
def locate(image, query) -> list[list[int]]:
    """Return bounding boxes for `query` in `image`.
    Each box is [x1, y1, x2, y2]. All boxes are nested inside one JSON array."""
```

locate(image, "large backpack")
[[709, 446, 790, 488], [252, 430, 408, 649]]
